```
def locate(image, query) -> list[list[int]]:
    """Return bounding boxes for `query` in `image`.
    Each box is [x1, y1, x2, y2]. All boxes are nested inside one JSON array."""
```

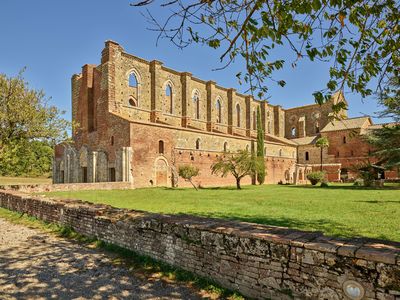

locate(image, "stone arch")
[[162, 80, 174, 114], [192, 89, 201, 119], [236, 103, 241, 127], [154, 157, 169, 187], [126, 69, 141, 106], [215, 96, 222, 123]]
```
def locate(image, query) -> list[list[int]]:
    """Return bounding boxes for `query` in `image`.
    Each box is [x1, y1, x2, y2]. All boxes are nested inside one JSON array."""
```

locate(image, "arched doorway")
[[155, 158, 168, 186]]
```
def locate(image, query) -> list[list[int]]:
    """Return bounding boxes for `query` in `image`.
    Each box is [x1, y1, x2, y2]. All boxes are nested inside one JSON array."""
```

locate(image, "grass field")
[[0, 176, 51, 185], [45, 184, 400, 242]]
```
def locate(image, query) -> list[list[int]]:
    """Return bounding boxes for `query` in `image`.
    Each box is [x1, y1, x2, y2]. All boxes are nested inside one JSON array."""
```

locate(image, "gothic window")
[[223, 142, 228, 152], [343, 136, 347, 144], [165, 84, 173, 114], [129, 73, 138, 87], [216, 99, 222, 123], [195, 138, 200, 150], [291, 127, 297, 137], [305, 151, 309, 161], [236, 104, 241, 127], [111, 136, 114, 146], [158, 140, 164, 154], [193, 91, 200, 119], [279, 149, 283, 157]]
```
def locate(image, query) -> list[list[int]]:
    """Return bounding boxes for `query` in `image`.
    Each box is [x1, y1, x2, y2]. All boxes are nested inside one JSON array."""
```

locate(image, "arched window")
[[236, 104, 241, 127], [343, 136, 347, 144], [223, 142, 228, 152], [129, 97, 137, 107], [165, 85, 173, 114], [351, 150, 354, 156], [111, 136, 114, 146], [216, 99, 222, 123], [129, 73, 138, 87], [336, 151, 340, 157], [158, 140, 164, 154], [279, 149, 283, 157], [315, 121, 320, 133], [305, 151, 309, 161], [291, 127, 297, 137], [253, 110, 256, 130], [195, 138, 200, 150], [193, 91, 200, 119]]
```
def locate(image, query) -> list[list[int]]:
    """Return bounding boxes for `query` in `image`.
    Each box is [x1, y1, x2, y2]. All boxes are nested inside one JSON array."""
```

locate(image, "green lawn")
[[45, 184, 400, 242], [0, 176, 51, 185]]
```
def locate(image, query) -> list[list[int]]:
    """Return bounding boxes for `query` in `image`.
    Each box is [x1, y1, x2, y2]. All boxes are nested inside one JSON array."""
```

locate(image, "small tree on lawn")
[[256, 106, 266, 184], [178, 165, 200, 190], [316, 137, 329, 172], [211, 149, 263, 189]]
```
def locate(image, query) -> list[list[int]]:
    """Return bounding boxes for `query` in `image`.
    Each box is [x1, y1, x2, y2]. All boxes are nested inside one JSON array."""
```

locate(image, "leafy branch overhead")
[[132, 0, 399, 112]]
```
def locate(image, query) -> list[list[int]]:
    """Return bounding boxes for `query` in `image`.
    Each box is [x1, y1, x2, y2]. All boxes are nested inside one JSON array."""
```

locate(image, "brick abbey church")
[[53, 41, 398, 187]]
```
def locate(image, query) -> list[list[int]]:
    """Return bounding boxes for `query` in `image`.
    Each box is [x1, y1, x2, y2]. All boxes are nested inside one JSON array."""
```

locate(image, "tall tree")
[[0, 70, 69, 176], [256, 106, 265, 184], [133, 0, 399, 113], [315, 137, 330, 172], [366, 76, 400, 169], [211, 149, 263, 189]]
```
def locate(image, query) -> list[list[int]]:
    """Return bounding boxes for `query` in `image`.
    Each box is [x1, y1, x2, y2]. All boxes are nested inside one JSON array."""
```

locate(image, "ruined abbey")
[[53, 41, 398, 187]]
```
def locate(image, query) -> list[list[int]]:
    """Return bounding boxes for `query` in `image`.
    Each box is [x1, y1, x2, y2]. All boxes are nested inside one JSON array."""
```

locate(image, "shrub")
[[306, 171, 325, 185], [321, 181, 329, 188], [353, 179, 364, 186]]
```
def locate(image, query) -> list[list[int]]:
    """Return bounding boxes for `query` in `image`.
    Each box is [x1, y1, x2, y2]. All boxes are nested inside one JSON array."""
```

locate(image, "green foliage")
[[256, 106, 265, 184], [321, 181, 329, 188], [178, 165, 200, 190], [134, 0, 400, 110], [366, 77, 400, 170], [211, 149, 263, 189], [0, 70, 69, 176], [306, 171, 325, 185], [0, 140, 53, 177]]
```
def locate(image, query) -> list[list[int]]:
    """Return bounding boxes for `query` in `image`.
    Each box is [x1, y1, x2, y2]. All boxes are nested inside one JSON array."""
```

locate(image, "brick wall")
[[0, 191, 399, 299]]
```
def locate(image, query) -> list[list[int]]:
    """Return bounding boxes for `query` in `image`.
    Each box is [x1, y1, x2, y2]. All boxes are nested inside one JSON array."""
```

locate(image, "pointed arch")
[[192, 89, 200, 119], [195, 138, 201, 150], [216, 97, 222, 123], [236, 103, 241, 127], [223, 141, 228, 152]]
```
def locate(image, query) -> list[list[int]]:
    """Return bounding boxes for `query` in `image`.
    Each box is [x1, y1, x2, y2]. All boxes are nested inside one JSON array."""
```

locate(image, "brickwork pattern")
[[1, 191, 399, 300]]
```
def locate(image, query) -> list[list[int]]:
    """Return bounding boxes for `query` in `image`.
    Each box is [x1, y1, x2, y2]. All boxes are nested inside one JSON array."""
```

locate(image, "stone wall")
[[0, 182, 133, 193], [0, 190, 399, 299]]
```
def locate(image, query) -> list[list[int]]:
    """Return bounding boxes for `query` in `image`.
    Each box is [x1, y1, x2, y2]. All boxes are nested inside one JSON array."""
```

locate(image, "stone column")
[[91, 151, 98, 183], [227, 88, 235, 134], [122, 147, 133, 183], [180, 72, 192, 127], [150, 60, 163, 122]]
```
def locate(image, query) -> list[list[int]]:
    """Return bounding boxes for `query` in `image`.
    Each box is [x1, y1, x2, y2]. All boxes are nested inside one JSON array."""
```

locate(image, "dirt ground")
[[0, 218, 203, 300]]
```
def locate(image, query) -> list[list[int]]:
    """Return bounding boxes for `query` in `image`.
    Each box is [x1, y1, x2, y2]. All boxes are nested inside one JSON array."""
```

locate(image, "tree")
[[315, 137, 330, 172], [211, 149, 263, 189], [0, 70, 69, 176], [133, 1, 399, 113], [366, 76, 400, 170], [178, 165, 200, 190], [256, 106, 265, 184]]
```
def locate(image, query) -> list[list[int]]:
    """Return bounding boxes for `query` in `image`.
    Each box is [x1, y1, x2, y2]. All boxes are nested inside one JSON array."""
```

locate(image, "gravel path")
[[0, 218, 203, 300]]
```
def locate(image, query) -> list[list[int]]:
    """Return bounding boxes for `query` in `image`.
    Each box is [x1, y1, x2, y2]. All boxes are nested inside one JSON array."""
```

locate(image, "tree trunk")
[[236, 177, 241, 189], [189, 179, 198, 191], [320, 147, 323, 172]]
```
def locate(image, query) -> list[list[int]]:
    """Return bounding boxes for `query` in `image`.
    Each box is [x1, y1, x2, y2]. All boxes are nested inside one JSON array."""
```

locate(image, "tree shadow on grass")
[[286, 185, 400, 191]]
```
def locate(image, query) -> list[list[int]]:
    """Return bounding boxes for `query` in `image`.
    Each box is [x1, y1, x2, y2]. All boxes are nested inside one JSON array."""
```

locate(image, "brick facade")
[[53, 41, 398, 187]]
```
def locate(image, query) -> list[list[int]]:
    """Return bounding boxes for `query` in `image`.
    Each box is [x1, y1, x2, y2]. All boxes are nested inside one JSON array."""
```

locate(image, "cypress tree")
[[256, 106, 266, 184]]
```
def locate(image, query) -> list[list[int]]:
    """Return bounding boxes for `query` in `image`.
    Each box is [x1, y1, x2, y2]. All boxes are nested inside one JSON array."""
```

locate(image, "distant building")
[[53, 41, 398, 187]]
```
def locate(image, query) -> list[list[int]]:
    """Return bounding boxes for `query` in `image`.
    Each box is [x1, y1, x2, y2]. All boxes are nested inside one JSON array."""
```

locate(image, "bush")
[[306, 171, 325, 185], [321, 181, 329, 188], [178, 165, 200, 190], [353, 179, 364, 186]]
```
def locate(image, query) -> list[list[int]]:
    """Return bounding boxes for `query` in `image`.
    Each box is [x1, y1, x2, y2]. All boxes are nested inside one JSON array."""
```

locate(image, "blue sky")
[[0, 0, 388, 123]]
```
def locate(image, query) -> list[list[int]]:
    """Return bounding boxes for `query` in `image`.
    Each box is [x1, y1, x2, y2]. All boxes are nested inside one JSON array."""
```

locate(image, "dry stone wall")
[[0, 190, 399, 299]]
